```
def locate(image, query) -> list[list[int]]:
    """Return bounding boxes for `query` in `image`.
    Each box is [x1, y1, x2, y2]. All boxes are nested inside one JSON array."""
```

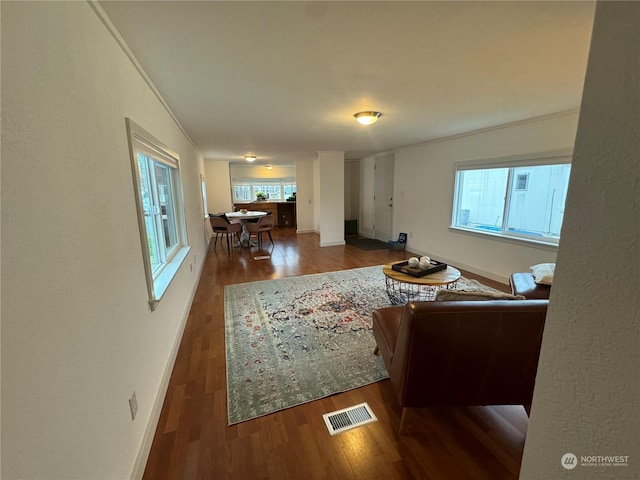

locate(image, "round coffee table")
[[383, 261, 461, 305]]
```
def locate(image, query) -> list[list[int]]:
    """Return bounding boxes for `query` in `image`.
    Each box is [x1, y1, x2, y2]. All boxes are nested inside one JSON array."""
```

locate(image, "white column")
[[317, 151, 346, 247]]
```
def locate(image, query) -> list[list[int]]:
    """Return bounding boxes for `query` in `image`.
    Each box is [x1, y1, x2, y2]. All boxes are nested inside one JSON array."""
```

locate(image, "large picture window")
[[126, 118, 190, 309], [452, 152, 572, 245], [232, 179, 296, 202]]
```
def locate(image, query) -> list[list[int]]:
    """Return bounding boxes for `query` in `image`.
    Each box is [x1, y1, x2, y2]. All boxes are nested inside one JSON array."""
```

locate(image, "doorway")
[[374, 155, 394, 242]]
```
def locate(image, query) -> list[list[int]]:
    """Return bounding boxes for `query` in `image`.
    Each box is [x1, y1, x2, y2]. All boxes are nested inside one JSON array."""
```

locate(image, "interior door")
[[374, 156, 394, 242]]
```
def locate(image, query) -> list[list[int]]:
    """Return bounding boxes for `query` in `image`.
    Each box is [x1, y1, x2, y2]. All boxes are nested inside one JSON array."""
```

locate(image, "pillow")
[[530, 263, 555, 285], [435, 289, 525, 301]]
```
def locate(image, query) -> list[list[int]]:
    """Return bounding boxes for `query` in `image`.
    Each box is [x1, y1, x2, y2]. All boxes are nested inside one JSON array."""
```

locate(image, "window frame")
[[231, 178, 296, 202], [451, 148, 573, 247], [126, 118, 191, 310], [200, 174, 208, 218]]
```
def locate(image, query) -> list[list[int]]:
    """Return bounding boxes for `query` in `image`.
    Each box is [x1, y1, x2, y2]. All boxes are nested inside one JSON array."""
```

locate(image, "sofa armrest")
[[372, 306, 403, 365], [510, 272, 551, 299]]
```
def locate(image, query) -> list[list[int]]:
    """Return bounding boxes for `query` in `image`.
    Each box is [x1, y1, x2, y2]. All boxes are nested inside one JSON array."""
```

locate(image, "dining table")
[[225, 210, 268, 247]]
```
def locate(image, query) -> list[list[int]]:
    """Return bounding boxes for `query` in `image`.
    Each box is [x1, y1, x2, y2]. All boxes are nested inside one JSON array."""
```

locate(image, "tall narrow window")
[[126, 118, 190, 309], [200, 174, 208, 218]]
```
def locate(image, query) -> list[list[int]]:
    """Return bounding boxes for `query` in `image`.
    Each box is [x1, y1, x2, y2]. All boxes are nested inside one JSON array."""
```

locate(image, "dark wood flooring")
[[142, 227, 528, 480]]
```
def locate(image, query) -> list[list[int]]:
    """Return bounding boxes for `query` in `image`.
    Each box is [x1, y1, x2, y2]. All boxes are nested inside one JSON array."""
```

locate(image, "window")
[[283, 183, 297, 199], [200, 174, 208, 218], [452, 152, 572, 245], [515, 173, 529, 191], [126, 119, 190, 310], [232, 179, 296, 202], [234, 184, 252, 202]]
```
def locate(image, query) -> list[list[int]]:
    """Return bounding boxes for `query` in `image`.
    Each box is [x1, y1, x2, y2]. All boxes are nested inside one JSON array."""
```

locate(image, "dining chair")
[[209, 215, 242, 251], [246, 214, 274, 249]]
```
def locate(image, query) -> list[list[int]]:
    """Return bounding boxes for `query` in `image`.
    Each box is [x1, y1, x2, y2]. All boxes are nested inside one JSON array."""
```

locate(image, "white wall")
[[521, 2, 639, 478], [229, 164, 295, 180], [204, 160, 232, 214], [393, 111, 580, 282], [313, 156, 321, 233], [2, 3, 207, 479], [344, 161, 353, 219], [295, 159, 315, 233], [318, 151, 345, 246]]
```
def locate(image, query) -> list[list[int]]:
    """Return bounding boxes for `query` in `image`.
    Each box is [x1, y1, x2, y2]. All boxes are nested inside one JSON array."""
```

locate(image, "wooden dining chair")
[[209, 215, 242, 251], [246, 214, 274, 249]]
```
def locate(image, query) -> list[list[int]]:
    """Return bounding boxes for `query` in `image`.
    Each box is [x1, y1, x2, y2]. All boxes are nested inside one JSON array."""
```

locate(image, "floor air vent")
[[322, 402, 377, 435]]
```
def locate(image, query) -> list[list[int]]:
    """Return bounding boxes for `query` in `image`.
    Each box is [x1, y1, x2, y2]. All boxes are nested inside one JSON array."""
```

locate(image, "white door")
[[374, 156, 394, 242]]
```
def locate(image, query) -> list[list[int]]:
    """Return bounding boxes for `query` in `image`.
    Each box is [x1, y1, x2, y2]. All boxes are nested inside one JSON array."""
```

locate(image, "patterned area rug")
[[224, 266, 391, 424], [224, 266, 506, 424]]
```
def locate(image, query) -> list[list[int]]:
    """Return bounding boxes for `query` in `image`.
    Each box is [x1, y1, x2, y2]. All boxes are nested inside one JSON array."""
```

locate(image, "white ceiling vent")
[[322, 402, 377, 436]]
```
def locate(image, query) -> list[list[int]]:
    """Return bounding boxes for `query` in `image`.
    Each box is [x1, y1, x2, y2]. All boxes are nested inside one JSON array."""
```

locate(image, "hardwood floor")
[[142, 228, 529, 480]]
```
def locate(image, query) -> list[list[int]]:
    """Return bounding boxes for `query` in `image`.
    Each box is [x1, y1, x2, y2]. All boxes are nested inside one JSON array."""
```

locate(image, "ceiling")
[[99, 1, 595, 166]]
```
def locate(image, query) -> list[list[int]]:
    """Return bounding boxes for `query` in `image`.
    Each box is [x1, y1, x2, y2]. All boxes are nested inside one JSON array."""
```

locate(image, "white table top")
[[225, 211, 267, 220]]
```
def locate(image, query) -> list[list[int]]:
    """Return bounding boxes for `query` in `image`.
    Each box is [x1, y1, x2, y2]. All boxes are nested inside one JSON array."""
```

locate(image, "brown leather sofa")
[[372, 299, 548, 432]]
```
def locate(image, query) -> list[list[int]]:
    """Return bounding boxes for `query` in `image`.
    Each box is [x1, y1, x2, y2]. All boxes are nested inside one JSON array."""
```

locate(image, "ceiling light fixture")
[[265, 165, 273, 170], [354, 111, 382, 125], [244, 155, 256, 162]]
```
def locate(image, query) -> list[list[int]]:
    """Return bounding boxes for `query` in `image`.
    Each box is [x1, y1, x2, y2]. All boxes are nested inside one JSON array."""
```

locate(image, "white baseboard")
[[129, 252, 207, 480], [320, 240, 346, 247]]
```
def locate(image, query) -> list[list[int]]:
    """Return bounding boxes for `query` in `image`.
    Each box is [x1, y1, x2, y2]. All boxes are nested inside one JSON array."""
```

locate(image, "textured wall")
[[520, 2, 640, 479]]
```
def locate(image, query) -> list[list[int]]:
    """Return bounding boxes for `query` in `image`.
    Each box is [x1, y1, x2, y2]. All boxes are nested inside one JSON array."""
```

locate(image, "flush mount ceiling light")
[[265, 165, 273, 170], [244, 155, 256, 162], [354, 111, 382, 125]]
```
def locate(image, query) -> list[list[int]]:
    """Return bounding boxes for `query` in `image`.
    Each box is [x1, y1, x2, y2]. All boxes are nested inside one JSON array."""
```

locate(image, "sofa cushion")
[[530, 263, 555, 285], [435, 289, 525, 301]]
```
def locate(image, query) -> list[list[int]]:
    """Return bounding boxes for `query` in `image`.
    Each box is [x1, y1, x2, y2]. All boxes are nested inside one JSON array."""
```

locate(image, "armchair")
[[209, 215, 241, 251], [372, 299, 548, 432], [246, 214, 274, 249]]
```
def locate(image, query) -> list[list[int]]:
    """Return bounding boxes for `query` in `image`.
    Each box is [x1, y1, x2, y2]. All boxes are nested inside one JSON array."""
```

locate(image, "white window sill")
[[449, 226, 559, 250], [150, 246, 191, 310]]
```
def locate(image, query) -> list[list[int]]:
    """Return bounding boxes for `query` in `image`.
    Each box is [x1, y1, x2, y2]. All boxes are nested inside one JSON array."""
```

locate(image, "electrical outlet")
[[129, 391, 138, 421]]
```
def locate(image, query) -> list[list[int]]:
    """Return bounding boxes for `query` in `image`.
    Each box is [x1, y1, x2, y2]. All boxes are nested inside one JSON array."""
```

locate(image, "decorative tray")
[[392, 260, 448, 278]]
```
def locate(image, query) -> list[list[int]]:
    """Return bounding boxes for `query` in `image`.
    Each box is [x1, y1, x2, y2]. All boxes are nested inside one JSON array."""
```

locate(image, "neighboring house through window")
[[452, 150, 572, 245]]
